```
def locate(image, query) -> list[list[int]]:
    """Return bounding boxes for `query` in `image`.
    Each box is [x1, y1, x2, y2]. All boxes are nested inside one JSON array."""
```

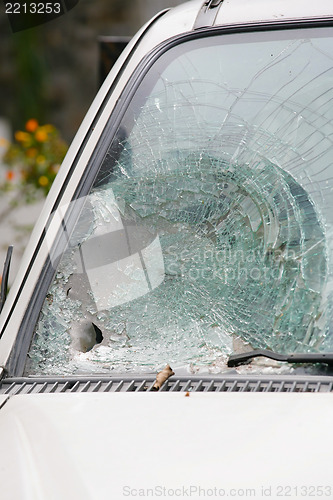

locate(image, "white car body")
[[1, 1, 333, 498]]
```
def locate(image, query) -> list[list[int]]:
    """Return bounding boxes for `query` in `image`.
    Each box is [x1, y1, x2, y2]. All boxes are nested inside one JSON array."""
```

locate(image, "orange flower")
[[6, 170, 15, 181], [15, 131, 30, 143], [38, 175, 49, 187], [35, 128, 48, 142], [25, 119, 39, 133], [26, 147, 38, 158]]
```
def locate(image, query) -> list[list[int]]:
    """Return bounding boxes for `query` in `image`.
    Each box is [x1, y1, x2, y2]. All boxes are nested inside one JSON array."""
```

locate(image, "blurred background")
[[0, 0, 185, 283]]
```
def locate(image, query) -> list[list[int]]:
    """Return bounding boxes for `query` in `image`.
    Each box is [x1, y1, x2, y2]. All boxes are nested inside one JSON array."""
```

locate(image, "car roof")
[[165, 0, 333, 31], [214, 0, 333, 27], [131, 0, 333, 62]]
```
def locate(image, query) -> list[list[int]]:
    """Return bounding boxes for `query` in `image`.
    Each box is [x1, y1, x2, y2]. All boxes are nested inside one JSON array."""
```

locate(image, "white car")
[[1, 0, 333, 498]]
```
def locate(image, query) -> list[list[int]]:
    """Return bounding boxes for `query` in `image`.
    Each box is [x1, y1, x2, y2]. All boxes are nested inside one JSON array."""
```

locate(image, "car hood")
[[0, 392, 332, 499]]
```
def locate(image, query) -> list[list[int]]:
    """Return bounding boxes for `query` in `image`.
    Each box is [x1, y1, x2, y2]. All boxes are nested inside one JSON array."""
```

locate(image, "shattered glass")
[[26, 28, 333, 375]]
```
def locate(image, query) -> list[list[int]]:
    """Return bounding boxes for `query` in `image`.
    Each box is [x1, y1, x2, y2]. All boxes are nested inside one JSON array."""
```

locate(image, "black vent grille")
[[1, 375, 333, 395]]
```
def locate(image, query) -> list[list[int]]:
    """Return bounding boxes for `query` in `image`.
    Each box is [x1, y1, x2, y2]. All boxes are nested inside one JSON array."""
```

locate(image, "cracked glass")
[[26, 27, 333, 375]]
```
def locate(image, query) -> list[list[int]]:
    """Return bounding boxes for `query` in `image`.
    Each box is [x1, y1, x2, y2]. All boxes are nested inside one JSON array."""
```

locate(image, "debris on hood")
[[152, 364, 175, 391]]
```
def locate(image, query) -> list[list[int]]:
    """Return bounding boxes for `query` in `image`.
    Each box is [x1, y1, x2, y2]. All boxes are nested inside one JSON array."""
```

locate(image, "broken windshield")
[[26, 27, 333, 375]]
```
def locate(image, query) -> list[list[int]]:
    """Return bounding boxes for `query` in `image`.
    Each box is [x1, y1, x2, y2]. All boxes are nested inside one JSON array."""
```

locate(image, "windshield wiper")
[[227, 349, 333, 367]]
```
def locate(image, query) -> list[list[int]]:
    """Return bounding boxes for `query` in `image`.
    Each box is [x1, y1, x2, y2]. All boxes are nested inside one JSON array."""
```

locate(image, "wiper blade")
[[227, 349, 333, 367]]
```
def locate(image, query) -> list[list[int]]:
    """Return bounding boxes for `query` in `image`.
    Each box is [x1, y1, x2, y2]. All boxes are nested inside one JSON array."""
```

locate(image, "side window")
[[26, 28, 333, 376]]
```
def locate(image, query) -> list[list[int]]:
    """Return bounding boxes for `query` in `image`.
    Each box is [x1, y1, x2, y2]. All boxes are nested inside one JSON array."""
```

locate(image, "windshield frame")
[[7, 19, 333, 377]]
